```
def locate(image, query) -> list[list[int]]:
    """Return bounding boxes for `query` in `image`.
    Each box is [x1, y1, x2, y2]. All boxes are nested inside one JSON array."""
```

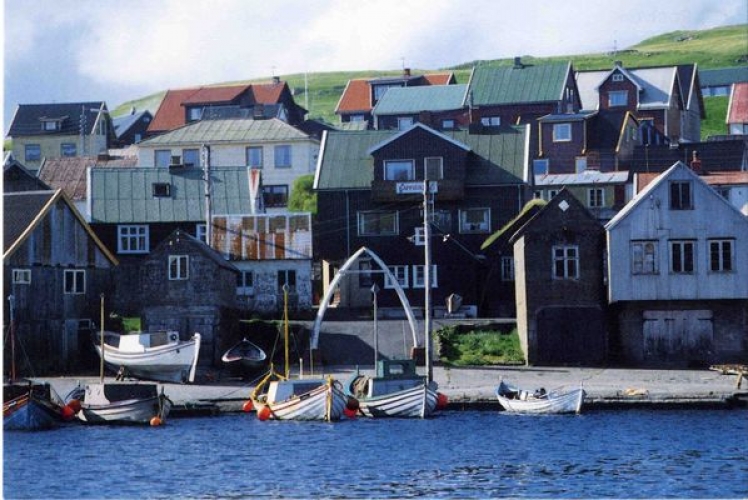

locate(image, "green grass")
[[122, 317, 141, 332], [702, 96, 730, 139], [436, 326, 524, 366]]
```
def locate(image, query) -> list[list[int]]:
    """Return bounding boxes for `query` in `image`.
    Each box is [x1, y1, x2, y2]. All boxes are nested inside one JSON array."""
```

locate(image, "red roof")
[[727, 82, 748, 124], [637, 169, 748, 193], [182, 85, 251, 105]]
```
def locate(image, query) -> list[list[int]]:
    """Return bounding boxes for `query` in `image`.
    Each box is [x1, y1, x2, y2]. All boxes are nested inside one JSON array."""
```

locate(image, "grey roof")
[[3, 190, 56, 252], [535, 170, 629, 186], [576, 66, 678, 111], [538, 111, 596, 123], [372, 84, 468, 115], [7, 102, 108, 137], [112, 110, 152, 138], [138, 118, 313, 146], [699, 66, 748, 86], [89, 167, 252, 223]]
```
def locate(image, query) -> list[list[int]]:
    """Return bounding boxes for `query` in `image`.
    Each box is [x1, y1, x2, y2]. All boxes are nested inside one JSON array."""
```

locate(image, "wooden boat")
[[253, 375, 350, 421], [3, 381, 65, 431], [221, 338, 267, 370], [496, 380, 585, 414], [346, 359, 439, 418], [94, 330, 201, 383], [75, 382, 172, 425]]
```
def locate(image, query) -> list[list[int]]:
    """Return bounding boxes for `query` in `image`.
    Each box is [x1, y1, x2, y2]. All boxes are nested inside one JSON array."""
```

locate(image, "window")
[[608, 90, 628, 107], [61, 143, 77, 157], [413, 226, 425, 246], [274, 145, 292, 168], [709, 239, 733, 272], [716, 187, 730, 200], [632, 241, 658, 275], [385, 265, 408, 289], [64, 269, 85, 294], [553, 245, 579, 280], [155, 150, 171, 168], [168, 255, 189, 280], [575, 157, 587, 173], [152, 183, 171, 197], [43, 120, 59, 131], [612, 73, 624, 82], [553, 123, 571, 142], [413, 265, 438, 288], [424, 157, 443, 180], [442, 119, 456, 129], [397, 117, 414, 130], [237, 270, 255, 296], [183, 149, 200, 167], [501, 257, 515, 281], [12, 269, 31, 284], [277, 270, 297, 292], [459, 208, 490, 233], [187, 107, 203, 121], [546, 190, 559, 201], [588, 188, 605, 208], [263, 185, 289, 208], [349, 114, 365, 122], [25, 144, 41, 162], [533, 159, 549, 175], [670, 240, 695, 274], [358, 211, 398, 236], [670, 181, 693, 210], [195, 224, 207, 243], [358, 260, 373, 288], [373, 84, 399, 102], [383, 160, 414, 181], [118, 225, 149, 254], [246, 146, 263, 168], [481, 116, 501, 127], [431, 210, 452, 233]]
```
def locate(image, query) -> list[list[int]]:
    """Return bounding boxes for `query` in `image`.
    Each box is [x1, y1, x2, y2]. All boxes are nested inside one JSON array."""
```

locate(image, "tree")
[[288, 174, 317, 214]]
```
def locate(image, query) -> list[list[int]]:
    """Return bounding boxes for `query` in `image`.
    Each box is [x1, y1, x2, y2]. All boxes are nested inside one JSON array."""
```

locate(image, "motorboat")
[[496, 380, 585, 414], [94, 330, 201, 383]]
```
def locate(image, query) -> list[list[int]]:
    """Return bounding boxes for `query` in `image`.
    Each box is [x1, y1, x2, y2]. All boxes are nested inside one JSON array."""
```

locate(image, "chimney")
[[272, 75, 280, 84], [130, 106, 136, 115], [614, 60, 623, 68], [403, 68, 411, 77], [513, 56, 523, 69], [690, 150, 702, 174]]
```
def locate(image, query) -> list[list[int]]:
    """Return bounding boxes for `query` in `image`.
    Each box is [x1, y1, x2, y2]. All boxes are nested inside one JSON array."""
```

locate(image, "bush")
[[435, 326, 524, 366]]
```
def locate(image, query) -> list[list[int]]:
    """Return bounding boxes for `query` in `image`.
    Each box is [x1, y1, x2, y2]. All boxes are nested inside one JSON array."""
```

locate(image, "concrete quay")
[[39, 364, 747, 416]]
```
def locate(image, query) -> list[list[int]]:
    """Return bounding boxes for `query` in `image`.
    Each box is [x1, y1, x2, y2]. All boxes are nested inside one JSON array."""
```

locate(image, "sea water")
[[4, 409, 747, 499]]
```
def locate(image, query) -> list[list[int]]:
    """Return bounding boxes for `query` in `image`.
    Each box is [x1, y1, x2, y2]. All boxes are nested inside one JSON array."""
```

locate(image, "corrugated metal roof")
[[469, 62, 570, 106], [139, 118, 311, 146], [315, 131, 391, 189], [372, 84, 468, 115], [90, 167, 252, 223], [727, 82, 748, 124], [535, 170, 629, 186], [576, 66, 678, 111], [699, 66, 748, 87]]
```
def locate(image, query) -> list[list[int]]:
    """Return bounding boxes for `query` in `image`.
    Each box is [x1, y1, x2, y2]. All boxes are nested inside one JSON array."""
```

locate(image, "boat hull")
[[3, 383, 63, 431], [77, 383, 172, 425], [496, 381, 585, 414], [95, 333, 201, 383], [258, 380, 348, 422], [357, 382, 438, 418]]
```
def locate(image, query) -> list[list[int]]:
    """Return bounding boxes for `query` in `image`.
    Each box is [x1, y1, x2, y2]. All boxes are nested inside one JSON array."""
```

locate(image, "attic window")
[[612, 74, 624, 82], [152, 182, 171, 197], [41, 119, 62, 131]]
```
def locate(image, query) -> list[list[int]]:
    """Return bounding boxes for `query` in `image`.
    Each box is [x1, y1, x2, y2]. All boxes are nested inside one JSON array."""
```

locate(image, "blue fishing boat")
[[3, 381, 65, 431]]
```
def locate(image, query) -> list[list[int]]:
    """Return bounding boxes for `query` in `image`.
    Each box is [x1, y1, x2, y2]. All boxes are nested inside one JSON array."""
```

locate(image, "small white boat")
[[496, 380, 585, 414], [76, 383, 172, 425], [221, 338, 267, 370], [94, 330, 201, 383], [346, 359, 439, 418], [253, 376, 350, 422]]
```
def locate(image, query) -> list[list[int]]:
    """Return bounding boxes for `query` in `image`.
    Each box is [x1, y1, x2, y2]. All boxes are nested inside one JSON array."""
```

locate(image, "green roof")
[[372, 84, 468, 115], [468, 61, 571, 106], [90, 167, 251, 223], [315, 126, 528, 190], [138, 118, 312, 146]]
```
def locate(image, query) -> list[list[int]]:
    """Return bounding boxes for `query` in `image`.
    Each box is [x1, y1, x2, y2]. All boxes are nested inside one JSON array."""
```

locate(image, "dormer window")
[[41, 119, 62, 131], [480, 116, 501, 127], [608, 90, 628, 107], [187, 107, 203, 122], [612, 74, 624, 82]]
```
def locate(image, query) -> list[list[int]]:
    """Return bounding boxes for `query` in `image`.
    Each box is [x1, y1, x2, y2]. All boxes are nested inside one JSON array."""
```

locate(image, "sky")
[[3, 0, 747, 128]]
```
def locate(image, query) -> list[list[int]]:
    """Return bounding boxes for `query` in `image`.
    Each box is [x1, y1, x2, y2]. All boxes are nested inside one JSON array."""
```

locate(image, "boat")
[[496, 380, 585, 414], [74, 382, 172, 425], [221, 337, 267, 371], [3, 381, 66, 431], [346, 359, 440, 418], [94, 330, 201, 383]]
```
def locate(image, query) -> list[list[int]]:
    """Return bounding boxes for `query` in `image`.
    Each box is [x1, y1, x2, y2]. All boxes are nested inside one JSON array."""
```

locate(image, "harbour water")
[[4, 409, 748, 499]]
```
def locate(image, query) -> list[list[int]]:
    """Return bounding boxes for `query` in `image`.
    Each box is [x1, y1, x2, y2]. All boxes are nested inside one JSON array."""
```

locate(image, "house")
[[313, 123, 531, 317], [335, 69, 456, 126], [371, 84, 469, 131], [3, 189, 118, 375], [630, 140, 748, 173], [146, 80, 307, 137], [3, 158, 50, 192], [87, 166, 314, 316], [37, 154, 138, 218], [606, 162, 748, 367], [135, 118, 320, 213], [508, 189, 607, 365], [140, 229, 239, 366], [112, 108, 153, 146], [534, 170, 630, 223], [6, 102, 115, 171], [699, 66, 748, 97], [726, 82, 748, 135]]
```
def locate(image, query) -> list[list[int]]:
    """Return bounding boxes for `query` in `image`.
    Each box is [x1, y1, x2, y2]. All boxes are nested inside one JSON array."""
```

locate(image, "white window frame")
[[413, 226, 425, 246], [237, 270, 255, 296], [670, 181, 693, 210], [459, 208, 490, 234], [612, 74, 624, 82], [195, 224, 207, 243], [552, 123, 571, 142], [588, 188, 605, 208], [424, 157, 444, 180], [552, 245, 579, 280], [480, 116, 501, 127], [412, 265, 438, 289], [12, 269, 31, 284], [631, 241, 659, 275], [168, 255, 189, 280], [384, 265, 409, 289], [117, 225, 149, 254], [442, 119, 456, 129], [357, 210, 399, 236], [64, 269, 86, 294], [708, 239, 734, 273], [384, 160, 414, 181], [669, 240, 695, 274], [397, 117, 414, 130], [575, 156, 587, 173], [608, 90, 628, 107]]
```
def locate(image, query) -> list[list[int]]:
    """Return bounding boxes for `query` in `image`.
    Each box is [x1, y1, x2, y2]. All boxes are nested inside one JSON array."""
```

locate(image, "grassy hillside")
[[113, 24, 747, 133]]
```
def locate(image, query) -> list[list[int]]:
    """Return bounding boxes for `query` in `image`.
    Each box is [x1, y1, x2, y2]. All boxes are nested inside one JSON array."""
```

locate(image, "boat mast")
[[99, 294, 105, 383], [8, 294, 16, 381], [423, 180, 433, 383], [283, 283, 290, 378]]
